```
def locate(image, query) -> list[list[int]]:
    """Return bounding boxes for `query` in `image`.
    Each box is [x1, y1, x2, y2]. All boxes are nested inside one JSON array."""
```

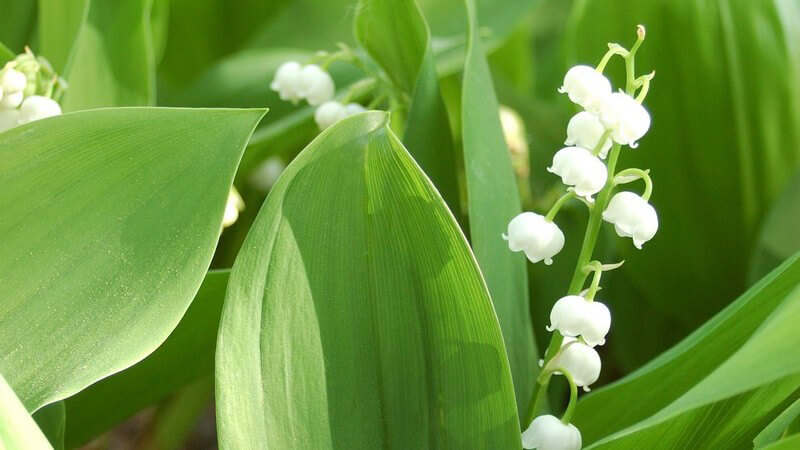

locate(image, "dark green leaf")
[[32, 401, 65, 450], [749, 169, 800, 284], [755, 397, 800, 448], [0, 0, 37, 53]]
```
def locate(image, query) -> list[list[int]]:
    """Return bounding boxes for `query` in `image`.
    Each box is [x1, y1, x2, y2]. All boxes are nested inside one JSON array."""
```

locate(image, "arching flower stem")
[[560, 369, 579, 424], [614, 168, 653, 201], [545, 190, 578, 222]]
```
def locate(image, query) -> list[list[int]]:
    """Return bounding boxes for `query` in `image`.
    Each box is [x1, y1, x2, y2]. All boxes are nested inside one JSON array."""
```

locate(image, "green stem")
[[614, 168, 653, 201], [591, 129, 612, 157], [584, 266, 603, 301], [545, 191, 576, 222], [560, 369, 579, 424]]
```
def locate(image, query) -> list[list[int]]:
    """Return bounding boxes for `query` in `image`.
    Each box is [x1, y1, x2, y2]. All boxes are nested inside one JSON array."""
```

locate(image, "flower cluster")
[[270, 60, 367, 131], [506, 27, 660, 450], [0, 49, 63, 133]]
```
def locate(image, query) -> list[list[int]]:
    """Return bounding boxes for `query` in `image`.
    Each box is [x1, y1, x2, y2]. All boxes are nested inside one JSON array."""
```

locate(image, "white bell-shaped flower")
[[248, 156, 286, 194], [0, 90, 23, 109], [0, 109, 20, 132], [547, 147, 607, 201], [556, 337, 601, 391], [222, 187, 245, 228], [296, 64, 335, 106], [598, 92, 650, 148], [344, 102, 367, 116], [558, 65, 611, 114], [522, 415, 581, 450], [270, 61, 303, 103], [314, 101, 347, 130], [547, 295, 611, 347], [565, 111, 612, 159], [602, 191, 658, 249], [18, 96, 62, 123], [0, 68, 27, 94], [503, 212, 564, 265]]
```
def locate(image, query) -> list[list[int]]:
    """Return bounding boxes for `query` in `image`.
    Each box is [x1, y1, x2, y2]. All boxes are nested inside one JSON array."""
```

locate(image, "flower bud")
[[0, 91, 23, 109], [296, 64, 335, 106], [0, 109, 21, 132], [18, 96, 62, 124], [222, 187, 244, 228], [503, 212, 564, 265], [0, 68, 27, 94], [558, 65, 611, 113], [602, 191, 658, 249], [314, 101, 347, 130], [565, 111, 612, 159], [547, 295, 611, 347], [522, 415, 581, 450], [270, 61, 303, 103], [344, 103, 367, 116], [598, 92, 650, 148], [556, 337, 601, 391], [547, 147, 607, 201]]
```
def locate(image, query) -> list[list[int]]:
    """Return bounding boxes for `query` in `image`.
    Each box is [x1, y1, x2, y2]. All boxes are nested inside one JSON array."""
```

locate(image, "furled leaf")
[[586, 282, 800, 448], [356, 0, 461, 218], [755, 397, 800, 448], [0, 107, 264, 412], [216, 111, 521, 448], [0, 0, 37, 53], [573, 253, 800, 445], [566, 0, 800, 366], [0, 373, 52, 450], [762, 433, 800, 450], [1, 41, 15, 63], [32, 401, 65, 450], [460, 0, 538, 417], [37, 0, 90, 73], [749, 169, 800, 284], [63, 270, 229, 448]]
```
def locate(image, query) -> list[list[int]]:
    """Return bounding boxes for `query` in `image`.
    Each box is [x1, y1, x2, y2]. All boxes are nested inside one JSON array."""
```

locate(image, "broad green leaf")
[[566, 0, 800, 366], [763, 433, 800, 450], [573, 253, 800, 444], [38, 0, 90, 73], [461, 0, 537, 417], [749, 169, 800, 284], [0, 373, 52, 450], [0, 107, 264, 412], [59, 0, 156, 110], [63, 270, 229, 448], [755, 397, 800, 448], [586, 283, 800, 448], [0, 0, 37, 53], [32, 401, 65, 450], [216, 112, 521, 448], [356, 0, 461, 218]]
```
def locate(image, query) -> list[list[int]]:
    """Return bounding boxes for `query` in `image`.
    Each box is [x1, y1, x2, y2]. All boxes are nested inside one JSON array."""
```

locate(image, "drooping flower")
[[222, 187, 245, 228], [547, 147, 608, 201], [602, 191, 658, 249], [555, 337, 601, 391], [547, 295, 611, 347], [296, 64, 335, 105], [0, 91, 23, 109], [522, 415, 582, 450], [248, 156, 286, 194], [344, 103, 367, 116], [270, 61, 303, 103], [598, 92, 651, 148], [0, 67, 27, 95], [18, 96, 62, 123], [565, 111, 612, 159], [503, 212, 565, 265], [558, 65, 612, 114], [314, 101, 348, 130]]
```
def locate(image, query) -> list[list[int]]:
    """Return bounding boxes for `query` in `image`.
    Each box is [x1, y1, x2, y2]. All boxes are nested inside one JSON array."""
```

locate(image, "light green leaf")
[[63, 270, 229, 448], [0, 373, 52, 450], [755, 397, 800, 448], [355, 0, 461, 218], [461, 0, 537, 417], [59, 0, 156, 110], [38, 0, 90, 73], [0, 107, 264, 412], [573, 253, 800, 445], [586, 282, 800, 448], [216, 111, 521, 448], [763, 433, 800, 450], [32, 401, 65, 450], [566, 0, 800, 366]]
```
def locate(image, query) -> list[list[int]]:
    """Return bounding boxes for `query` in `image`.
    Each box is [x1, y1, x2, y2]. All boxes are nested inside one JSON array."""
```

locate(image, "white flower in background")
[[0, 91, 23, 109], [18, 96, 62, 123], [599, 92, 650, 148], [522, 415, 582, 450], [548, 147, 607, 201], [602, 191, 658, 249], [314, 101, 347, 130], [503, 212, 565, 265], [344, 102, 366, 116], [0, 109, 20, 132], [0, 67, 27, 95], [559, 65, 611, 113], [270, 61, 303, 103], [248, 156, 286, 194], [555, 337, 601, 391], [547, 295, 611, 347], [296, 64, 335, 105], [222, 187, 245, 228], [565, 111, 612, 159]]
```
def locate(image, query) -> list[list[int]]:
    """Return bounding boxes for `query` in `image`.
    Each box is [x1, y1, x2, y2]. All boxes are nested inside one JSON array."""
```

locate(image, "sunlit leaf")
[[0, 373, 51, 450]]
